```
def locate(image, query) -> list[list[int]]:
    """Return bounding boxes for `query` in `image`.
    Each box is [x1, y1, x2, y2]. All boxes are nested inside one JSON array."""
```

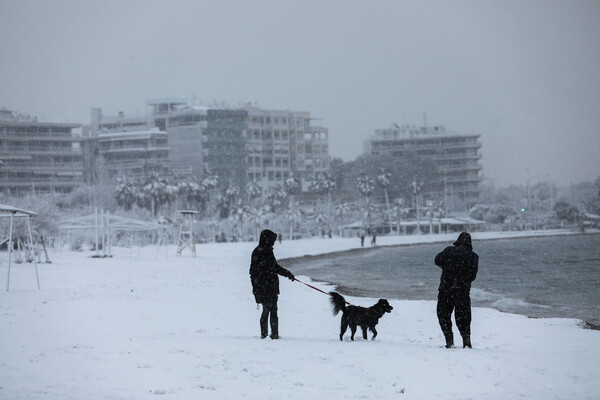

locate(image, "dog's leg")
[[370, 326, 378, 340], [340, 316, 348, 341], [361, 326, 368, 340], [350, 324, 357, 341]]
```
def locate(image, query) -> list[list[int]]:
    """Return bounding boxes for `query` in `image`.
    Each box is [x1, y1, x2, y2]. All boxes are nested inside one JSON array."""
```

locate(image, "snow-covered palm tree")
[[249, 206, 275, 241], [357, 175, 375, 229], [334, 202, 350, 237], [321, 173, 337, 232], [284, 176, 301, 209], [267, 187, 288, 213], [377, 171, 394, 234], [391, 199, 409, 235], [284, 203, 303, 241], [246, 180, 262, 210], [140, 174, 177, 217], [230, 201, 253, 240], [114, 177, 138, 211]]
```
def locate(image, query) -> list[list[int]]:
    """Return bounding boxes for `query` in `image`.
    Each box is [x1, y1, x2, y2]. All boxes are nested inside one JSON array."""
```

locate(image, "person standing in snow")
[[434, 232, 479, 348], [249, 229, 295, 339]]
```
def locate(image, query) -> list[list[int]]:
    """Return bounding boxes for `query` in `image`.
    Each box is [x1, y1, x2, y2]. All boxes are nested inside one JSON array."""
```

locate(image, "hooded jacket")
[[434, 232, 479, 292], [249, 229, 294, 304]]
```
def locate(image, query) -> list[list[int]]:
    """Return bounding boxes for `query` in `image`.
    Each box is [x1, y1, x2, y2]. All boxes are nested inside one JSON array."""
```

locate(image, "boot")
[[462, 335, 472, 349], [444, 333, 454, 349]]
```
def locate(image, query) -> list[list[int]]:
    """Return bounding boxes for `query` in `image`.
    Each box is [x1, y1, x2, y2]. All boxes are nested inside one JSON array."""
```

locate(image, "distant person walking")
[[371, 233, 377, 246], [249, 229, 295, 339], [360, 233, 365, 247], [434, 232, 479, 348]]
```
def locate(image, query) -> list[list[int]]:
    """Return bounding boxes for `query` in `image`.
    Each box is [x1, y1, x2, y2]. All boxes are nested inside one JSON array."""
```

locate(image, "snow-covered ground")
[[1, 229, 599, 399]]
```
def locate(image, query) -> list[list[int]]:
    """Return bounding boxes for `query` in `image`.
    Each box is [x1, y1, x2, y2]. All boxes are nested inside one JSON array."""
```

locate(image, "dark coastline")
[[281, 231, 600, 331]]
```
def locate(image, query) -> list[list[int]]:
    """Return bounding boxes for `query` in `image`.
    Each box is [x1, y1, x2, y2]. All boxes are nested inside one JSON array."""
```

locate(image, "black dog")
[[329, 292, 393, 341]]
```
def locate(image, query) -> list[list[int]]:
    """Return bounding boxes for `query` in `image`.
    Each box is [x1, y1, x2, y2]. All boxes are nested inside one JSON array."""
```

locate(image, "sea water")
[[286, 233, 600, 326]]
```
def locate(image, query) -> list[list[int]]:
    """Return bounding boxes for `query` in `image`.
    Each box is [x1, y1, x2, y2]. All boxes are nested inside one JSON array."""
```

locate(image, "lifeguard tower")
[[176, 210, 199, 257]]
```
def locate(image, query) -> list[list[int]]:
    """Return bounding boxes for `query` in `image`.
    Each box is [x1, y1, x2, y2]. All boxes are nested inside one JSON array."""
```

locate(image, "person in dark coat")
[[434, 232, 479, 348], [249, 229, 295, 339]]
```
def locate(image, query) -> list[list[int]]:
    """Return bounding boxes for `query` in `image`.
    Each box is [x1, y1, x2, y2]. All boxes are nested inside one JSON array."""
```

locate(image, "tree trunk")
[[384, 189, 393, 235]]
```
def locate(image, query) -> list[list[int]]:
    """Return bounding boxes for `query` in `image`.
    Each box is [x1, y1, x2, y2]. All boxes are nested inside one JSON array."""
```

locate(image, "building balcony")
[[434, 154, 482, 162], [100, 146, 170, 154]]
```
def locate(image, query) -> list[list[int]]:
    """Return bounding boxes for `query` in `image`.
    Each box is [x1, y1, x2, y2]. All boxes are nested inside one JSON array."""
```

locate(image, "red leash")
[[294, 278, 351, 305]]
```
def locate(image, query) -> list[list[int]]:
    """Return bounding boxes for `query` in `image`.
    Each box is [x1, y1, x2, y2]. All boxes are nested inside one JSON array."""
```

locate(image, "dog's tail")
[[329, 292, 347, 316]]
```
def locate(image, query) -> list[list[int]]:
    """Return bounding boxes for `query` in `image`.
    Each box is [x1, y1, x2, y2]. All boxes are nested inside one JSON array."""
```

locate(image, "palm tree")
[[246, 180, 262, 210], [284, 202, 303, 241], [140, 174, 176, 217], [314, 213, 327, 237], [391, 199, 409, 235], [230, 201, 252, 240], [267, 187, 288, 213], [357, 174, 375, 230], [377, 171, 394, 234], [334, 202, 350, 237], [114, 177, 138, 211], [218, 184, 240, 219], [321, 173, 337, 232], [284, 176, 301, 209], [249, 206, 275, 241]]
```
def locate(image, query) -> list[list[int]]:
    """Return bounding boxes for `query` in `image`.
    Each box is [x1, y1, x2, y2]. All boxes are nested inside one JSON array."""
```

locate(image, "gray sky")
[[1, 0, 599, 187]]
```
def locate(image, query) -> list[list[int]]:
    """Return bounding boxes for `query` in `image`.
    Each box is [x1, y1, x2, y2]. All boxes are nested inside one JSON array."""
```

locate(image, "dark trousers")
[[260, 302, 278, 337], [437, 290, 472, 338]]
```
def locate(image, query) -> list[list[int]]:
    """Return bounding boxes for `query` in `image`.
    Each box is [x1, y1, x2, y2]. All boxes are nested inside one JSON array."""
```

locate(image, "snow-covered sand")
[[1, 230, 599, 399]]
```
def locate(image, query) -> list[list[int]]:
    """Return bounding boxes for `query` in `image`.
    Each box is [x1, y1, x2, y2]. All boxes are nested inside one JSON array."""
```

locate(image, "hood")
[[453, 232, 473, 251], [259, 229, 277, 247]]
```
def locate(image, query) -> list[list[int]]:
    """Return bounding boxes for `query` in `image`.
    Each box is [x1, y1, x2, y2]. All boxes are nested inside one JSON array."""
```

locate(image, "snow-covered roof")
[[0, 205, 37, 217], [59, 214, 160, 231]]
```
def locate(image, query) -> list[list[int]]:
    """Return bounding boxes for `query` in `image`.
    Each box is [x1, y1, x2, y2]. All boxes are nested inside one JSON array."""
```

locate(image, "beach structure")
[[176, 210, 198, 257], [1, 205, 40, 291], [58, 210, 161, 257]]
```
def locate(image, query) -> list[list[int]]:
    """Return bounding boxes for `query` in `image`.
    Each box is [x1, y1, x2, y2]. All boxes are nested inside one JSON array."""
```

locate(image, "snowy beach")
[[1, 229, 599, 399]]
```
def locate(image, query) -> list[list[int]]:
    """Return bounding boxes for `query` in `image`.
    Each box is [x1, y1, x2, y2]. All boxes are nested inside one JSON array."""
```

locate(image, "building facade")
[[165, 103, 331, 191], [0, 110, 85, 195], [244, 107, 329, 191], [96, 128, 171, 180], [90, 100, 331, 191], [364, 124, 482, 207]]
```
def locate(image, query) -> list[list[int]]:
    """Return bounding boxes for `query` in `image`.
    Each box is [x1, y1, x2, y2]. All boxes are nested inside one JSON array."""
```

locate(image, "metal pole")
[[95, 207, 99, 256], [101, 209, 105, 256], [27, 217, 40, 290], [106, 210, 111, 256], [7, 213, 14, 291]]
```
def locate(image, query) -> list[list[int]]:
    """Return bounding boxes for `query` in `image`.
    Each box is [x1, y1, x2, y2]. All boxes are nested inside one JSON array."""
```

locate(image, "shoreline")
[[281, 229, 600, 265], [281, 230, 600, 330]]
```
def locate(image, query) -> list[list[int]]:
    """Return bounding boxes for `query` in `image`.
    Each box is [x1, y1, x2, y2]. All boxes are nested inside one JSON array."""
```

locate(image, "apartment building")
[[244, 106, 329, 191], [166, 103, 330, 191], [166, 106, 207, 177], [90, 100, 331, 191], [96, 128, 171, 180], [364, 124, 482, 207], [89, 99, 186, 182], [0, 110, 84, 195]]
